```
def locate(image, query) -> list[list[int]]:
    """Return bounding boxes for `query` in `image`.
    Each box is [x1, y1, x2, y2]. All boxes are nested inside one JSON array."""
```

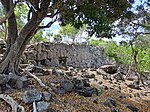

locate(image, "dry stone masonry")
[[22, 42, 106, 68]]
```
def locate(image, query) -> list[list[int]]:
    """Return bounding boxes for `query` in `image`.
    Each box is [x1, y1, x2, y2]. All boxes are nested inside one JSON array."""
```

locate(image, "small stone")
[[37, 101, 49, 112], [75, 87, 98, 97], [60, 80, 74, 92], [103, 98, 117, 107], [42, 92, 52, 101], [54, 87, 67, 94], [128, 81, 140, 90], [113, 73, 124, 81], [98, 81, 103, 85], [82, 79, 91, 87], [119, 95, 126, 99], [126, 104, 139, 112], [16, 76, 28, 89], [23, 90, 42, 104], [111, 108, 119, 112]]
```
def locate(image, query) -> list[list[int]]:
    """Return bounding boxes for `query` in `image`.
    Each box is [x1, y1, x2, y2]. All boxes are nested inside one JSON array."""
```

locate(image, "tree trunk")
[[0, 0, 51, 75], [1, 0, 18, 61]]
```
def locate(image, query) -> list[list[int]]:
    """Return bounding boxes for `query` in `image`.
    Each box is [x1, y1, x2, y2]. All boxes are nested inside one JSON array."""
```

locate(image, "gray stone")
[[23, 90, 42, 104], [75, 87, 98, 97], [54, 87, 67, 94], [44, 59, 51, 66], [37, 101, 49, 112], [22, 42, 106, 68], [100, 65, 117, 74], [72, 78, 84, 89], [60, 80, 74, 92], [113, 73, 124, 81], [0, 74, 10, 85], [128, 81, 140, 90], [126, 104, 139, 112], [42, 92, 52, 101], [111, 108, 119, 112], [16, 76, 28, 89], [7, 73, 19, 88]]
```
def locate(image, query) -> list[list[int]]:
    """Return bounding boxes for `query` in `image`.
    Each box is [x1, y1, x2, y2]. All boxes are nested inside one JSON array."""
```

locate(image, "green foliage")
[[59, 24, 79, 42], [90, 38, 150, 72], [14, 4, 28, 30], [60, 0, 131, 37], [53, 34, 62, 43], [105, 42, 132, 64], [32, 30, 47, 43], [90, 39, 108, 46]]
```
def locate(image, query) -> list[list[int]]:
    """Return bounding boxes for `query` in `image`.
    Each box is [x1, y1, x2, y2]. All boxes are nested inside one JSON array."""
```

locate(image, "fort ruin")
[[22, 42, 106, 68]]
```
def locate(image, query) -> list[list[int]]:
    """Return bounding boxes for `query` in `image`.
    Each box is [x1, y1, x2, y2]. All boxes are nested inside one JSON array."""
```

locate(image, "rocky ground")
[[0, 64, 150, 112]]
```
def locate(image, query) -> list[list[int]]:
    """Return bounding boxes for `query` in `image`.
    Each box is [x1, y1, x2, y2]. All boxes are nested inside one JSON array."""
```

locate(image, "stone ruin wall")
[[22, 42, 106, 68]]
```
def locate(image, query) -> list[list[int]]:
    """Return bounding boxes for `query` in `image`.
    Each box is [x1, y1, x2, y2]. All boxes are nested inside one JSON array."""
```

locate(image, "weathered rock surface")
[[100, 65, 117, 74], [22, 43, 106, 68], [16, 76, 28, 89], [37, 101, 50, 112], [42, 92, 52, 101], [60, 80, 74, 92], [23, 90, 42, 104]]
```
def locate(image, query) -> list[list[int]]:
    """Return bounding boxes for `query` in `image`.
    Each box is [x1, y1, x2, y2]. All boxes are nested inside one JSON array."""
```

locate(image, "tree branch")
[[0, 0, 14, 25]]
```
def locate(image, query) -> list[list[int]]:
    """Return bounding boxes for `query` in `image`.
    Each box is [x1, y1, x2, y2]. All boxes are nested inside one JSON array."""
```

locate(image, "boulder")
[[60, 80, 74, 92], [100, 65, 117, 74], [72, 78, 84, 89], [54, 87, 67, 94], [7, 73, 19, 88], [42, 92, 52, 101], [22, 90, 42, 104], [37, 101, 50, 112], [16, 76, 28, 89], [75, 87, 98, 97]]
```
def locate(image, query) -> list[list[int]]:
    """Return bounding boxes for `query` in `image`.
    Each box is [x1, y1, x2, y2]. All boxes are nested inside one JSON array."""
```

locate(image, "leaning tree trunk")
[[0, 0, 18, 74], [0, 0, 51, 75], [0, 18, 38, 74]]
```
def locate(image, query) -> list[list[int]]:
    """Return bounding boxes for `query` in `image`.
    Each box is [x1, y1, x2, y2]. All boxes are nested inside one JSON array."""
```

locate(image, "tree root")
[[24, 65, 52, 91], [0, 94, 25, 112], [33, 101, 37, 112]]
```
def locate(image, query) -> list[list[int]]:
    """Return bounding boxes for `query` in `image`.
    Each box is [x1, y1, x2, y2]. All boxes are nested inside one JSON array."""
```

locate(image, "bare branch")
[[0, 0, 14, 25], [38, 18, 57, 30]]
